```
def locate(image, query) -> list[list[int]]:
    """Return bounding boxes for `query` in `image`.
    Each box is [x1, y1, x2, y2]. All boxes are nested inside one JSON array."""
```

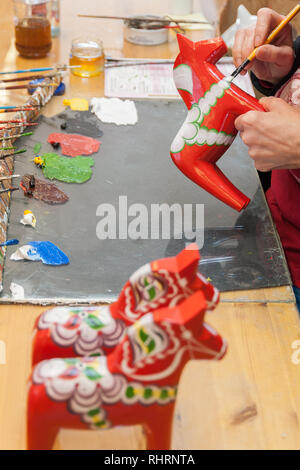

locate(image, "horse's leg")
[[143, 403, 175, 450]]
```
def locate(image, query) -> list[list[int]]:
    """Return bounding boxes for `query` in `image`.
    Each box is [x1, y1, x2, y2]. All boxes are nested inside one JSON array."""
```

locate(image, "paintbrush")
[[0, 107, 40, 114], [105, 60, 175, 68], [0, 73, 60, 83], [0, 123, 38, 129], [0, 83, 58, 91], [0, 187, 19, 194], [0, 65, 80, 75], [0, 150, 27, 160], [78, 14, 209, 24], [0, 239, 19, 247], [0, 105, 39, 109], [230, 3, 300, 81], [0, 132, 33, 141], [0, 174, 20, 181], [0, 124, 37, 130], [0, 120, 37, 125]]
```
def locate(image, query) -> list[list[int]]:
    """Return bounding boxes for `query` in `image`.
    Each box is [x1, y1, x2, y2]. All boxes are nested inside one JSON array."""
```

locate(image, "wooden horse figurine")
[[27, 289, 227, 450], [32, 244, 218, 364], [170, 34, 265, 212]]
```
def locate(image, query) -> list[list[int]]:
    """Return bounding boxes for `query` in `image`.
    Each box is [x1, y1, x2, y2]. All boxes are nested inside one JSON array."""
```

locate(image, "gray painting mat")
[[0, 101, 291, 304]]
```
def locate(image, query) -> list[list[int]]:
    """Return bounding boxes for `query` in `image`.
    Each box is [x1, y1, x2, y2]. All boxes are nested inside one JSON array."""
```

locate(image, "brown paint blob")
[[20, 174, 69, 205]]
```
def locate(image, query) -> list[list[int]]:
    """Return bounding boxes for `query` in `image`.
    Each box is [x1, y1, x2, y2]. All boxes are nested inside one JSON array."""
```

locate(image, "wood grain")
[[1, 301, 300, 450]]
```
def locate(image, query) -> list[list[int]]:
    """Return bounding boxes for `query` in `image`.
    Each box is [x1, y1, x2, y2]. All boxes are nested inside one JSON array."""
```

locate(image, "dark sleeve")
[[251, 36, 300, 96]]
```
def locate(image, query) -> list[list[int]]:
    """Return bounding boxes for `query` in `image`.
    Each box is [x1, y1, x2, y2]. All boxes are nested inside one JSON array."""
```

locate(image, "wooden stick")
[[231, 3, 300, 80], [77, 14, 209, 24]]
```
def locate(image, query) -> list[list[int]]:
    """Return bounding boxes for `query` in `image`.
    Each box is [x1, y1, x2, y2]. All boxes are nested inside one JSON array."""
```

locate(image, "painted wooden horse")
[[27, 288, 227, 450], [32, 244, 218, 364], [170, 34, 265, 212]]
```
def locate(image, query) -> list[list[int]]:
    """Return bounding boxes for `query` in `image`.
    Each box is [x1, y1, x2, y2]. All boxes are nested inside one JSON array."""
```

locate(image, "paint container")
[[13, 0, 52, 58], [51, 0, 60, 37], [124, 16, 168, 46], [69, 37, 105, 78]]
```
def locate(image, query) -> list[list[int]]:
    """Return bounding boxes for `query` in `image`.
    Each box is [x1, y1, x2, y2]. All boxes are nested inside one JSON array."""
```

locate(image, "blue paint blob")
[[27, 241, 69, 266]]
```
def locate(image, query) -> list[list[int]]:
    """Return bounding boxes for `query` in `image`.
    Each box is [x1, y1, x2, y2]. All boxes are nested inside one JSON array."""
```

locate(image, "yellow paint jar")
[[69, 37, 105, 78]]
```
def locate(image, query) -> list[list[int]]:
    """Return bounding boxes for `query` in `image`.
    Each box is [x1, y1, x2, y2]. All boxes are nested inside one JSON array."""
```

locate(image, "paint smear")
[[10, 241, 69, 266], [34, 143, 42, 154], [20, 174, 69, 204], [39, 153, 94, 183], [58, 116, 103, 138], [20, 210, 36, 228], [48, 133, 100, 157], [10, 282, 25, 299]]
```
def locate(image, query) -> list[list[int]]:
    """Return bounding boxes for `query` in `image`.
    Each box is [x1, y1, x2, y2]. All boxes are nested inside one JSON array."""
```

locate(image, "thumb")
[[259, 96, 291, 112], [255, 44, 294, 67]]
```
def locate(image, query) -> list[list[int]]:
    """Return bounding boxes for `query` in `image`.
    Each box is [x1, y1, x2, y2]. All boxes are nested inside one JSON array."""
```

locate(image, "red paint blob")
[[48, 133, 101, 157]]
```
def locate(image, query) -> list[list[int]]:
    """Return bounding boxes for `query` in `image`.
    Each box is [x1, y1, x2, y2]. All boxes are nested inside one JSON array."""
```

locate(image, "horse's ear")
[[153, 290, 207, 326], [175, 244, 200, 279], [177, 34, 227, 65], [151, 244, 200, 278], [176, 33, 196, 55]]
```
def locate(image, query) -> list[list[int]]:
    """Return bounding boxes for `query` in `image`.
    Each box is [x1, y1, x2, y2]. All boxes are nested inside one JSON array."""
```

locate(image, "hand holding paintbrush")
[[231, 5, 299, 84]]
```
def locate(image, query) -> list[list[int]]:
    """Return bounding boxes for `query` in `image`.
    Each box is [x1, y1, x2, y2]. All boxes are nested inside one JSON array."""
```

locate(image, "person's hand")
[[235, 97, 300, 171], [232, 7, 294, 84]]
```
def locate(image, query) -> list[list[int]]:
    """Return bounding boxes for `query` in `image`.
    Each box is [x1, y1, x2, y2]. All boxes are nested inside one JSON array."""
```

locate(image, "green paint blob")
[[33, 143, 42, 154], [41, 152, 94, 183]]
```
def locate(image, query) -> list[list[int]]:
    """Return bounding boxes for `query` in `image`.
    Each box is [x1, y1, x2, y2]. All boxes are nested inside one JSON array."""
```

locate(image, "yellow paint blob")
[[63, 98, 89, 111]]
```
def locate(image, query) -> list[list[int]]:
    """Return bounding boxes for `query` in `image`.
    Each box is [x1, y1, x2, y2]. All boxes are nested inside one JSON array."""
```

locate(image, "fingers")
[[233, 27, 255, 70], [235, 111, 260, 132], [259, 96, 291, 112], [255, 44, 294, 67], [254, 8, 286, 47]]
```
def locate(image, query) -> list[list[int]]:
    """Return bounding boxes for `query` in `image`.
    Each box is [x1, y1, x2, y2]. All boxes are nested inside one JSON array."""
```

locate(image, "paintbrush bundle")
[[0, 72, 62, 292]]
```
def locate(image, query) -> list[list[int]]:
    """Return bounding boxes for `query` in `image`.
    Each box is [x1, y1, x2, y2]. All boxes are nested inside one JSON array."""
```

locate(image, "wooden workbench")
[[0, 1, 299, 450]]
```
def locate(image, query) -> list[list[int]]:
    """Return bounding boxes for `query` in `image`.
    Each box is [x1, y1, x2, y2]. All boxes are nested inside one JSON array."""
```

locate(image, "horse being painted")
[[170, 34, 265, 211]]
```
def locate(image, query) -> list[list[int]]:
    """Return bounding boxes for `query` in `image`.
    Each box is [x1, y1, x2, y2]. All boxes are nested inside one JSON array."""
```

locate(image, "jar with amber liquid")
[[69, 38, 105, 78], [13, 0, 52, 58]]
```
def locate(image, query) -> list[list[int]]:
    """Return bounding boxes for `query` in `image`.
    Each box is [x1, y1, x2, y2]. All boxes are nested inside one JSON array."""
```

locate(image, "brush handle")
[[248, 3, 300, 62]]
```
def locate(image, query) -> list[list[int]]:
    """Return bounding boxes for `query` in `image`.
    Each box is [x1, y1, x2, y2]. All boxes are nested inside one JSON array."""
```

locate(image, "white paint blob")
[[10, 282, 25, 300], [90, 97, 138, 126]]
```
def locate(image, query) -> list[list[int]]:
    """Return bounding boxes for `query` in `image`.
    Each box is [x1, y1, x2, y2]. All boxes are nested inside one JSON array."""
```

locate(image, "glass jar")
[[69, 37, 105, 78], [51, 0, 60, 38], [13, 0, 52, 58]]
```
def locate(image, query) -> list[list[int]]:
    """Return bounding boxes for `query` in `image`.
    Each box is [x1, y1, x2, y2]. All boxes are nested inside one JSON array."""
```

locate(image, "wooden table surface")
[[0, 1, 299, 450]]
